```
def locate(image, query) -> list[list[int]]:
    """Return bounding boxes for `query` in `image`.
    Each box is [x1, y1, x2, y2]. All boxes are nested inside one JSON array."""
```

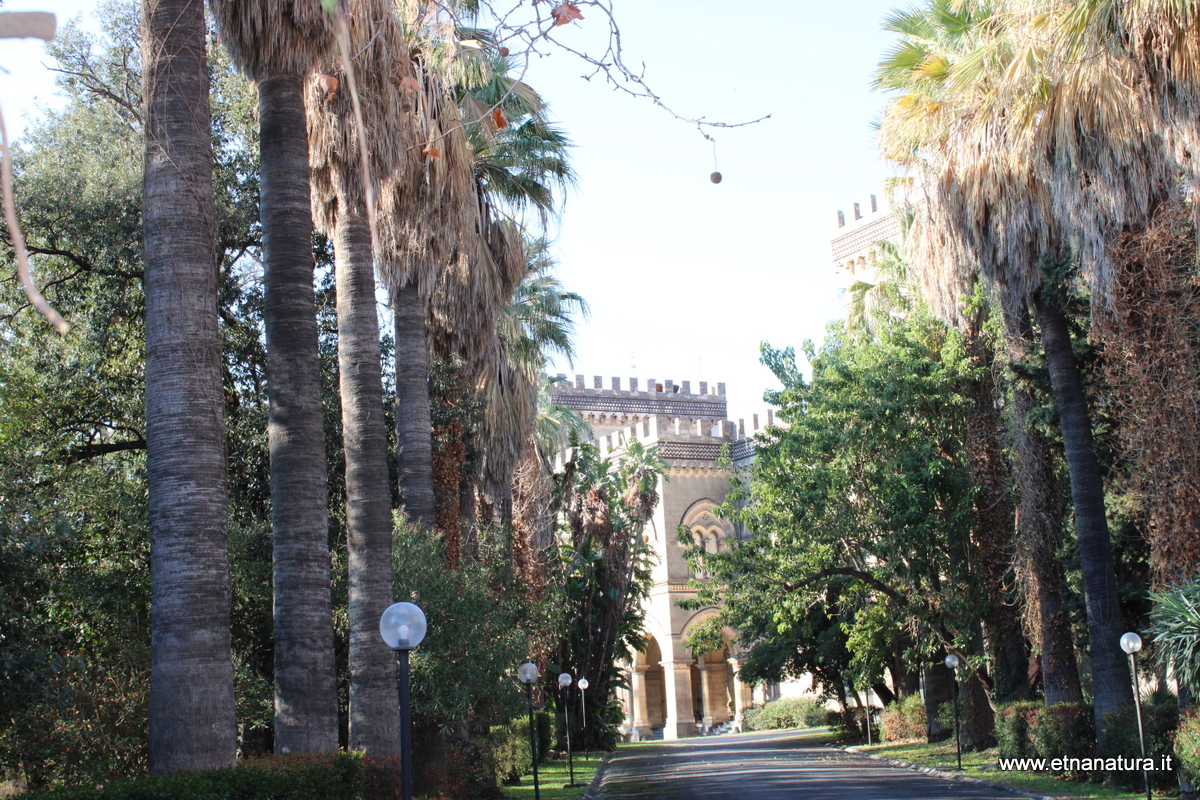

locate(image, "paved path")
[[596, 730, 1020, 800]]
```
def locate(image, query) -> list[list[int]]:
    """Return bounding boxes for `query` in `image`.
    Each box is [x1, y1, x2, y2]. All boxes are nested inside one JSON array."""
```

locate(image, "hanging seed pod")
[[710, 171, 723, 184]]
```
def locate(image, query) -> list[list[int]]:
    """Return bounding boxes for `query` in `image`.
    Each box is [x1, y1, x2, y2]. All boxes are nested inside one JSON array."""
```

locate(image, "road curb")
[[582, 751, 614, 799], [841, 745, 1061, 800]]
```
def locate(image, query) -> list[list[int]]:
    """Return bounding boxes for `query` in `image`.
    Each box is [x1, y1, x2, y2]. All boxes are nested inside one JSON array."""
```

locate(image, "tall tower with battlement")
[[549, 375, 775, 740]]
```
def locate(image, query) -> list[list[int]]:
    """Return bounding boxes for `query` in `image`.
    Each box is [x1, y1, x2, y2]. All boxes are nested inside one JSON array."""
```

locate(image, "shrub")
[[436, 739, 499, 800], [18, 752, 415, 800], [1178, 712, 1200, 788], [881, 695, 927, 742], [995, 702, 1040, 759], [744, 697, 826, 731], [362, 757, 402, 800], [535, 711, 552, 763], [491, 720, 533, 785], [1099, 700, 1178, 792], [1030, 703, 1094, 776], [741, 704, 763, 731]]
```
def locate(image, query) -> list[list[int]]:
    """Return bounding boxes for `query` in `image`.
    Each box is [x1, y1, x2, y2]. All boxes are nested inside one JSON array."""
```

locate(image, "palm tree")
[[512, 375, 591, 592], [377, 23, 482, 532], [209, 0, 339, 755], [379, 32, 575, 537], [1007, 322, 1084, 706], [875, 0, 1131, 738], [305, 0, 413, 755], [142, 0, 237, 771], [477, 236, 588, 522], [453, 56, 576, 524]]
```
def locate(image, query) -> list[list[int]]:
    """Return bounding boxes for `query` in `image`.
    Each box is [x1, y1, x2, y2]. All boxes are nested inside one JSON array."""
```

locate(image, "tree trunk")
[[1032, 291, 1131, 740], [258, 74, 339, 754], [962, 335, 1030, 703], [1007, 309, 1083, 707], [1022, 416, 1083, 707], [890, 627, 920, 700], [394, 281, 436, 528], [335, 200, 400, 755], [962, 670, 996, 750], [142, 0, 236, 771], [922, 655, 955, 743]]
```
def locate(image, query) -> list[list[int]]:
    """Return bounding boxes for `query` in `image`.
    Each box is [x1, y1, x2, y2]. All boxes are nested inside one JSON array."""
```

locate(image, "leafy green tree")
[[688, 315, 1009, 745]]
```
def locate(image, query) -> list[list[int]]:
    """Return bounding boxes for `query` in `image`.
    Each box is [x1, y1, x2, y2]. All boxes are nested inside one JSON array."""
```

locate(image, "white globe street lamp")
[[518, 663, 541, 800], [944, 653, 962, 771], [380, 602, 426, 800], [1121, 632, 1151, 800], [557, 673, 579, 787], [380, 602, 427, 650], [577, 677, 590, 759]]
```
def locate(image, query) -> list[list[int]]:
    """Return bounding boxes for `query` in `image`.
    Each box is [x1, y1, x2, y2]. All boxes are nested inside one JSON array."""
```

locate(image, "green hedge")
[[995, 701, 1094, 770], [18, 753, 401, 800], [1099, 701, 1178, 792], [491, 720, 533, 786], [995, 701, 1040, 759], [743, 697, 826, 731], [881, 695, 926, 742], [1178, 712, 1200, 787], [997, 700, 1180, 791], [489, 712, 554, 787], [1033, 704, 1094, 777]]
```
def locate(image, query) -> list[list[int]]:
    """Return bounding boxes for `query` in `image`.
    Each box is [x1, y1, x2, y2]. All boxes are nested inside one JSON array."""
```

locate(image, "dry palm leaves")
[[1097, 202, 1200, 587]]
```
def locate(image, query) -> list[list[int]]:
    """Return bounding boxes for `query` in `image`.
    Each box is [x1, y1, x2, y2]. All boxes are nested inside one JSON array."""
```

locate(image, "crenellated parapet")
[[549, 372, 779, 471], [550, 374, 728, 439], [831, 192, 901, 281]]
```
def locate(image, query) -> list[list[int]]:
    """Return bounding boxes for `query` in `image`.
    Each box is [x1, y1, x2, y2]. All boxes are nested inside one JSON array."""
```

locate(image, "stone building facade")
[[549, 375, 775, 740], [832, 192, 900, 286]]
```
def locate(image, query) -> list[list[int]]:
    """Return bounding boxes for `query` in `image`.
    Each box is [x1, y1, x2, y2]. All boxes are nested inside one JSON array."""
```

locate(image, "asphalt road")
[[595, 730, 1020, 800]]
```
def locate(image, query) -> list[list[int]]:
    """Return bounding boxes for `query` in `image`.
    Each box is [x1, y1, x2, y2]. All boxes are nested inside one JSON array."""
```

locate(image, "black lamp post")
[[1121, 632, 1152, 800], [578, 677, 590, 760], [518, 662, 541, 800], [558, 672, 581, 787], [944, 653, 962, 771], [379, 602, 427, 800]]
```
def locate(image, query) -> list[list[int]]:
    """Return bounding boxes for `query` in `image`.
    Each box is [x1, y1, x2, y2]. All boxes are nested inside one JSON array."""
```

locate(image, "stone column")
[[629, 666, 653, 741], [696, 660, 713, 731], [703, 659, 727, 726], [729, 657, 753, 732], [662, 660, 698, 739]]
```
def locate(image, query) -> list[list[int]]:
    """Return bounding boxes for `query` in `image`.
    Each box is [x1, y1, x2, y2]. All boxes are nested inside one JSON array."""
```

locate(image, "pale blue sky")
[[3, 0, 904, 422]]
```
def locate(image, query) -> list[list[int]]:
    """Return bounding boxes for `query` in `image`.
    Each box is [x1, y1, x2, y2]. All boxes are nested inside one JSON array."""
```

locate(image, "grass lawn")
[[853, 739, 1153, 800], [500, 751, 601, 800]]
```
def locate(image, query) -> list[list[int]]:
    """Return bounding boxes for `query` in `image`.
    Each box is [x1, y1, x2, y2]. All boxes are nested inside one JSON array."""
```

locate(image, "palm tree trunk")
[[394, 281, 436, 528], [335, 199, 400, 755], [962, 338, 1030, 702], [1007, 310, 1083, 707], [142, 0, 236, 772], [1032, 291, 1131, 737], [258, 73, 339, 754], [1017, 394, 1083, 706]]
